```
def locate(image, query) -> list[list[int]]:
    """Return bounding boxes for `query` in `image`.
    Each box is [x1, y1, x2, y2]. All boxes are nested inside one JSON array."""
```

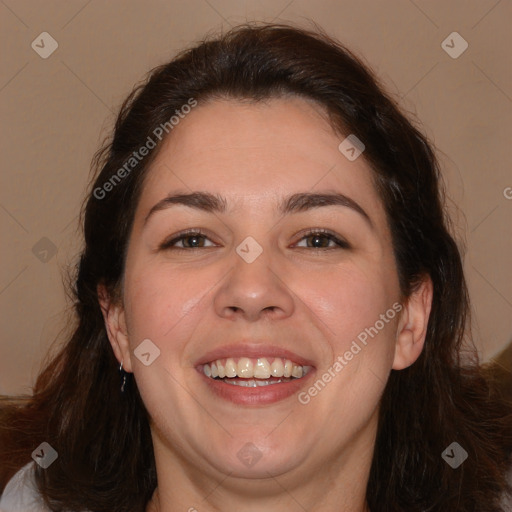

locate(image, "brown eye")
[[305, 234, 331, 248], [160, 231, 216, 250], [295, 230, 349, 250], [180, 234, 207, 248]]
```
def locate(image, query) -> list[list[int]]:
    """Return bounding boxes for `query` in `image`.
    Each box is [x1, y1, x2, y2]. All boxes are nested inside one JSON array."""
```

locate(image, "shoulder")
[[0, 463, 94, 512], [0, 462, 50, 512], [0, 462, 49, 511]]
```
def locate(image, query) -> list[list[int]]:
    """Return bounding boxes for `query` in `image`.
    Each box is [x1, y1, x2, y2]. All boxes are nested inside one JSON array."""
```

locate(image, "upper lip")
[[196, 343, 316, 368]]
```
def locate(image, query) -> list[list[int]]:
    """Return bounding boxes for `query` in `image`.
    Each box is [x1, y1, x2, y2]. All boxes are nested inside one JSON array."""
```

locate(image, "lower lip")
[[196, 369, 316, 405]]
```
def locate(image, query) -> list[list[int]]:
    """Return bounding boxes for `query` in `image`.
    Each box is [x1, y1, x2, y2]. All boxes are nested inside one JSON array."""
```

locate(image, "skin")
[[99, 96, 433, 512]]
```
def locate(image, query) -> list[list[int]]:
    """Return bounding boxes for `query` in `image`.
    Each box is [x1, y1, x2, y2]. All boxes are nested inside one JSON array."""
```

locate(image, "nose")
[[213, 248, 295, 322]]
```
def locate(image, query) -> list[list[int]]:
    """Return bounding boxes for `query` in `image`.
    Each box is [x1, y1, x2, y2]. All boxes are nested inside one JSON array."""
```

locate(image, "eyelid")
[[159, 228, 219, 250], [292, 228, 350, 249], [159, 227, 350, 251]]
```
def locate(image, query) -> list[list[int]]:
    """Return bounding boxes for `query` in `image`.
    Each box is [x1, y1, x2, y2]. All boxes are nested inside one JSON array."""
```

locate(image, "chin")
[[202, 435, 308, 479]]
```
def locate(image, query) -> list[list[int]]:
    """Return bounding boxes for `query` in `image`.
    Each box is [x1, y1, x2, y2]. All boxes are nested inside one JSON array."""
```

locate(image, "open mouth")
[[201, 356, 313, 387]]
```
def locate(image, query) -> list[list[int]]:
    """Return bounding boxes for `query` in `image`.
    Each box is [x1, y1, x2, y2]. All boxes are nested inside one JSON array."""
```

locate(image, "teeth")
[[224, 378, 291, 387], [253, 358, 271, 379], [270, 358, 284, 377], [237, 357, 253, 378], [202, 357, 311, 381], [284, 360, 293, 378], [291, 365, 303, 378], [225, 358, 237, 378]]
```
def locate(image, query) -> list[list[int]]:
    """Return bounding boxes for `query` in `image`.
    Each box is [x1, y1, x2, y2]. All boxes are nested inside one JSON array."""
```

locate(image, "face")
[[106, 96, 419, 489]]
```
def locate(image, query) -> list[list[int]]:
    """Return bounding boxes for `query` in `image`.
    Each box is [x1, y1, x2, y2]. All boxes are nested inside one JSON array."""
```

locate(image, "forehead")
[[137, 96, 387, 227]]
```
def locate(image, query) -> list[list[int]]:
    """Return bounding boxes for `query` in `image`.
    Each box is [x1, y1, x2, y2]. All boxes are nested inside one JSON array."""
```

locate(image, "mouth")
[[196, 347, 316, 405], [201, 357, 313, 386]]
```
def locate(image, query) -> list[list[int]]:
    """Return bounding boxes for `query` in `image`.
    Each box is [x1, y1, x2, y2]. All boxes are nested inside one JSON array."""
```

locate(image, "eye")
[[159, 230, 217, 250], [294, 229, 349, 250]]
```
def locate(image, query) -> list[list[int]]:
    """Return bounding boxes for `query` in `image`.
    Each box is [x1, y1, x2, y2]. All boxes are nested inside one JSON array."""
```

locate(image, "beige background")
[[0, 0, 511, 395]]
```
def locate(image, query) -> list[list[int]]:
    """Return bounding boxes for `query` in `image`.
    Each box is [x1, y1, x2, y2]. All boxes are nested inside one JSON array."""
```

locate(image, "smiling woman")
[[1, 23, 511, 512]]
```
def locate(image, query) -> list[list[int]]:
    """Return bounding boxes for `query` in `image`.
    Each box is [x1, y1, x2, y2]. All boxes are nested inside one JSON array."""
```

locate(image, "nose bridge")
[[213, 239, 295, 321]]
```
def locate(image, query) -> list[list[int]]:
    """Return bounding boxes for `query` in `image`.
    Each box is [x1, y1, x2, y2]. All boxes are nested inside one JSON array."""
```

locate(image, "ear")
[[392, 275, 433, 370], [97, 284, 133, 373]]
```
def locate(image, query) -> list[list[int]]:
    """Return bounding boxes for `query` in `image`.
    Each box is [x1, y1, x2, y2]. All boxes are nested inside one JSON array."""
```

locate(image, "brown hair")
[[1, 23, 511, 511]]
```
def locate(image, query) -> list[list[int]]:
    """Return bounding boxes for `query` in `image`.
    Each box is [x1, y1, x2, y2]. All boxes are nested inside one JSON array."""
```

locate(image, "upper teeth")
[[202, 357, 311, 379]]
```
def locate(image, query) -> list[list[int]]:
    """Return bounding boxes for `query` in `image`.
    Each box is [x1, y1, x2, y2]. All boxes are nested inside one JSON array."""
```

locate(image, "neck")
[[147, 490, 371, 512]]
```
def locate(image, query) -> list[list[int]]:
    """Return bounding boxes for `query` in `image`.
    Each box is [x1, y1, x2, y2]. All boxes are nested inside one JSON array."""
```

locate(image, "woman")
[[1, 23, 511, 512]]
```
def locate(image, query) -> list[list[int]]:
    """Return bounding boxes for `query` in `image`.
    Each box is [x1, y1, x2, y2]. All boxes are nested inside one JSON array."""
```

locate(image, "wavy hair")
[[1, 23, 511, 511]]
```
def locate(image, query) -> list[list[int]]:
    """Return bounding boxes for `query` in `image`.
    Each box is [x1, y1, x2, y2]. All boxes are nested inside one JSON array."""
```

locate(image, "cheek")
[[296, 269, 398, 430], [123, 262, 210, 350], [293, 263, 399, 413], [122, 264, 212, 429], [296, 264, 398, 347]]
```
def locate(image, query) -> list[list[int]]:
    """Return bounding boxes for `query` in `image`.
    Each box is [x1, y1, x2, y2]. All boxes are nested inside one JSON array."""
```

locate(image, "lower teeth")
[[221, 378, 293, 387]]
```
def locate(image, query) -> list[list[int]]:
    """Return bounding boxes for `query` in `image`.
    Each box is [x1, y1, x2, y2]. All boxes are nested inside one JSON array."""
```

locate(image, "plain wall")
[[1, 0, 511, 395]]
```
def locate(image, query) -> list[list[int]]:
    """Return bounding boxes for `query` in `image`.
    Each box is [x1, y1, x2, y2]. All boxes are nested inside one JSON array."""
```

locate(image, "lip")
[[195, 343, 316, 368], [197, 367, 316, 405], [195, 342, 316, 406]]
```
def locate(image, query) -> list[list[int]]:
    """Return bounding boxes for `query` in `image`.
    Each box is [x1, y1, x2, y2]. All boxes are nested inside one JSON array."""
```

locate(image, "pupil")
[[310, 235, 327, 248], [187, 236, 202, 247]]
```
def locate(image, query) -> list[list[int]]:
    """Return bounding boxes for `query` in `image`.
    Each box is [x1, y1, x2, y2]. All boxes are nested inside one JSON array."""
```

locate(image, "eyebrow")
[[144, 192, 228, 225], [282, 192, 373, 228], [144, 191, 373, 229]]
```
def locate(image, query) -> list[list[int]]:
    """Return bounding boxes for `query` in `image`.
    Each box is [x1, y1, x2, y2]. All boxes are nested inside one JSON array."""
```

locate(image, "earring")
[[119, 361, 127, 393]]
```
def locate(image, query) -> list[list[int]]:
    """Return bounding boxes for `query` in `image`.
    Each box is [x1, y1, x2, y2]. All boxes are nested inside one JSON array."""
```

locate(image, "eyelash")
[[159, 229, 215, 251], [159, 228, 350, 251], [293, 228, 350, 250]]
